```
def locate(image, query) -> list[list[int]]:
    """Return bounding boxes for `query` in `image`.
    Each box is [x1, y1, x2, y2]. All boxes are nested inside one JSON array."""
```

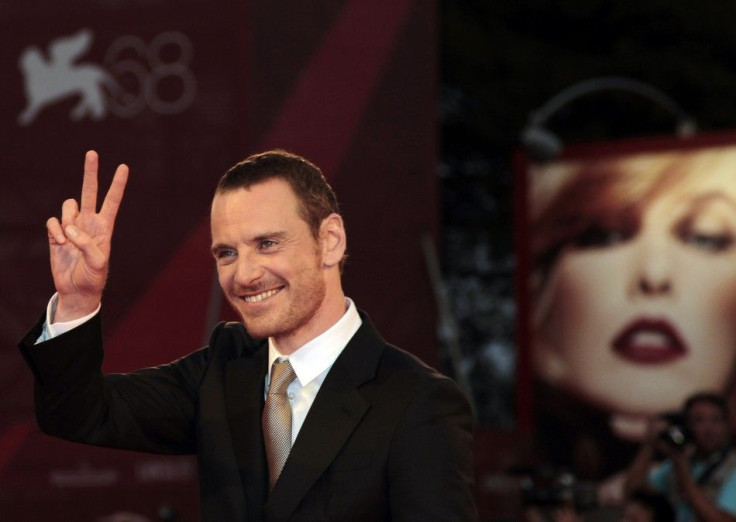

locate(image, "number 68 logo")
[[105, 31, 196, 117]]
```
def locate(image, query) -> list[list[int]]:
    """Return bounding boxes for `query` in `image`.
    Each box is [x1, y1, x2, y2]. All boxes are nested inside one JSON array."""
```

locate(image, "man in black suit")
[[19, 150, 477, 521]]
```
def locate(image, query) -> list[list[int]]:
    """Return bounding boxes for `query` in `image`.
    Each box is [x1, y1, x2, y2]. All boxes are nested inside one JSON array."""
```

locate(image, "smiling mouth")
[[241, 287, 281, 303], [612, 318, 688, 364]]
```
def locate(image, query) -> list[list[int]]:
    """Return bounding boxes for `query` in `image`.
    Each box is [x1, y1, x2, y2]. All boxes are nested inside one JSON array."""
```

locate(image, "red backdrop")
[[1, 1, 438, 519]]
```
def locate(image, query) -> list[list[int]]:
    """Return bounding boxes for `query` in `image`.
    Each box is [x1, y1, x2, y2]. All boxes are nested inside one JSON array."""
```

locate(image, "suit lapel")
[[265, 316, 385, 520], [225, 346, 269, 518]]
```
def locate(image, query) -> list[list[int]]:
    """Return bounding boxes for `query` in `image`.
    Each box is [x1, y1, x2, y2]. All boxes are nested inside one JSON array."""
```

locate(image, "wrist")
[[55, 293, 101, 323]]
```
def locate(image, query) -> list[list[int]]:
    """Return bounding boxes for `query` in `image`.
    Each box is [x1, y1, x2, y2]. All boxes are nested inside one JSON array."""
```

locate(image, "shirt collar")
[[267, 298, 362, 386]]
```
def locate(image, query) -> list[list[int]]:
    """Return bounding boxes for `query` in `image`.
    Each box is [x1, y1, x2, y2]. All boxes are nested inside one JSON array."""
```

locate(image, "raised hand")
[[46, 151, 129, 322]]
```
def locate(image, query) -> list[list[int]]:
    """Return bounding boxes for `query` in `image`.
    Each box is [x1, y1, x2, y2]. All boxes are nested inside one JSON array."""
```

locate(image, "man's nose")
[[233, 254, 264, 286]]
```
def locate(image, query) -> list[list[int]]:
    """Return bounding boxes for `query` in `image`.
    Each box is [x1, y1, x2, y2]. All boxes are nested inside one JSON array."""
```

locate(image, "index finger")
[[80, 150, 99, 213], [99, 163, 129, 222]]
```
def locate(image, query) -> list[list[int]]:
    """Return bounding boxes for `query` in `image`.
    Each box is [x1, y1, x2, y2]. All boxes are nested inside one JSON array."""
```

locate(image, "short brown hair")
[[216, 149, 341, 240]]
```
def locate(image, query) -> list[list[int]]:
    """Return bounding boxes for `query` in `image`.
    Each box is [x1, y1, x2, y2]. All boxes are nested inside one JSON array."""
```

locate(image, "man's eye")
[[215, 249, 236, 259], [259, 240, 276, 249]]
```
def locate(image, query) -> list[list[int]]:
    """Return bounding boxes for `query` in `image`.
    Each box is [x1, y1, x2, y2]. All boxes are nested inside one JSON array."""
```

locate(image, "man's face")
[[210, 179, 330, 349], [688, 401, 730, 455]]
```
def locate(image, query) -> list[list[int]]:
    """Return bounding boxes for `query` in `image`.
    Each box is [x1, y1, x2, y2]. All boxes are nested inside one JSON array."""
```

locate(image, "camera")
[[658, 413, 692, 450]]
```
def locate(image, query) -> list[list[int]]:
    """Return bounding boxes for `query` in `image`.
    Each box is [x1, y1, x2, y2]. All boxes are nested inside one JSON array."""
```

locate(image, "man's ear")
[[319, 213, 346, 268]]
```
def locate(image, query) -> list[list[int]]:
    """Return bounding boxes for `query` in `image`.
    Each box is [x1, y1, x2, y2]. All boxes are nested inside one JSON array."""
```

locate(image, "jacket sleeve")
[[18, 312, 213, 455], [387, 372, 479, 521]]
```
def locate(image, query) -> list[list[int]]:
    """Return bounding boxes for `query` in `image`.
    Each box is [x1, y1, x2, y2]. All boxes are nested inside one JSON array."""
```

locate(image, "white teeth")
[[631, 331, 669, 347], [243, 288, 279, 303]]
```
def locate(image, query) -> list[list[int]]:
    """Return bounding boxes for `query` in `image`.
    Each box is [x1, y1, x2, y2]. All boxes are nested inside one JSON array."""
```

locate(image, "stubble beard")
[[230, 269, 327, 342]]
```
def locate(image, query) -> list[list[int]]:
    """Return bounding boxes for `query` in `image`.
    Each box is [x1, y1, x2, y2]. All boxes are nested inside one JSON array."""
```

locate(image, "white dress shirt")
[[265, 298, 362, 444]]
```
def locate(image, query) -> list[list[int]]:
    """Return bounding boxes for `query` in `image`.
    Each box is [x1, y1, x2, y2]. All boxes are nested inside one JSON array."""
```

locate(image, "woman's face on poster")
[[534, 153, 736, 423]]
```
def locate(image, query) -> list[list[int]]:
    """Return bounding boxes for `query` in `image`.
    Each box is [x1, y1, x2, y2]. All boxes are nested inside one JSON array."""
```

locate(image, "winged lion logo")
[[18, 29, 115, 126]]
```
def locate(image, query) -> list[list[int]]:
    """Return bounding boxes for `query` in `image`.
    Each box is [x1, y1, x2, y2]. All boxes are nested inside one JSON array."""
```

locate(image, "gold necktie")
[[263, 359, 296, 489]]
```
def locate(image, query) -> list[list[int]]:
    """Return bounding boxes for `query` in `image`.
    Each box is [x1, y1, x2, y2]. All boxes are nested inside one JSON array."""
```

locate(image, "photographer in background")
[[625, 393, 736, 521]]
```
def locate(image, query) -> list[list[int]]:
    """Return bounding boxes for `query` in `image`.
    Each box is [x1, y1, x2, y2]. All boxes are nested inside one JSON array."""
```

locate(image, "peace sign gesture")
[[46, 151, 129, 322]]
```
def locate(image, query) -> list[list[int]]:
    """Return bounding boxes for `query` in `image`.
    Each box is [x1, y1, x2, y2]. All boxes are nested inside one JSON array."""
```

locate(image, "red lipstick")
[[612, 318, 688, 364]]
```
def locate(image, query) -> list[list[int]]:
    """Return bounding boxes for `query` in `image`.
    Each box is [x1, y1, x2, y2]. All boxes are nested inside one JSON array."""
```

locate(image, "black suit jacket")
[[19, 311, 477, 521]]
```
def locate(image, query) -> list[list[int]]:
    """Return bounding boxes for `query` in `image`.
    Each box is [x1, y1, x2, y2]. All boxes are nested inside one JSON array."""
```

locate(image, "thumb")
[[65, 225, 107, 270]]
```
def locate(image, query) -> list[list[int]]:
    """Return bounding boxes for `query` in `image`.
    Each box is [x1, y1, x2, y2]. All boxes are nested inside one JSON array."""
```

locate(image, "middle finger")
[[80, 150, 99, 213]]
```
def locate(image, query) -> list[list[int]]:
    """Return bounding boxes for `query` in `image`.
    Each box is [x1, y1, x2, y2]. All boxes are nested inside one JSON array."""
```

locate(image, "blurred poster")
[[518, 132, 736, 480]]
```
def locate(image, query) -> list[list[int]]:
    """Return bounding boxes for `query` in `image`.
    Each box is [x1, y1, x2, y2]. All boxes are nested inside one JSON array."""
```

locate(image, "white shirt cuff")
[[38, 293, 101, 342]]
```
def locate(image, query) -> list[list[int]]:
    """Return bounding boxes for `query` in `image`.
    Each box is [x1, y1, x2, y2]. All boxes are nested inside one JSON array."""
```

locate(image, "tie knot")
[[269, 360, 296, 395]]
